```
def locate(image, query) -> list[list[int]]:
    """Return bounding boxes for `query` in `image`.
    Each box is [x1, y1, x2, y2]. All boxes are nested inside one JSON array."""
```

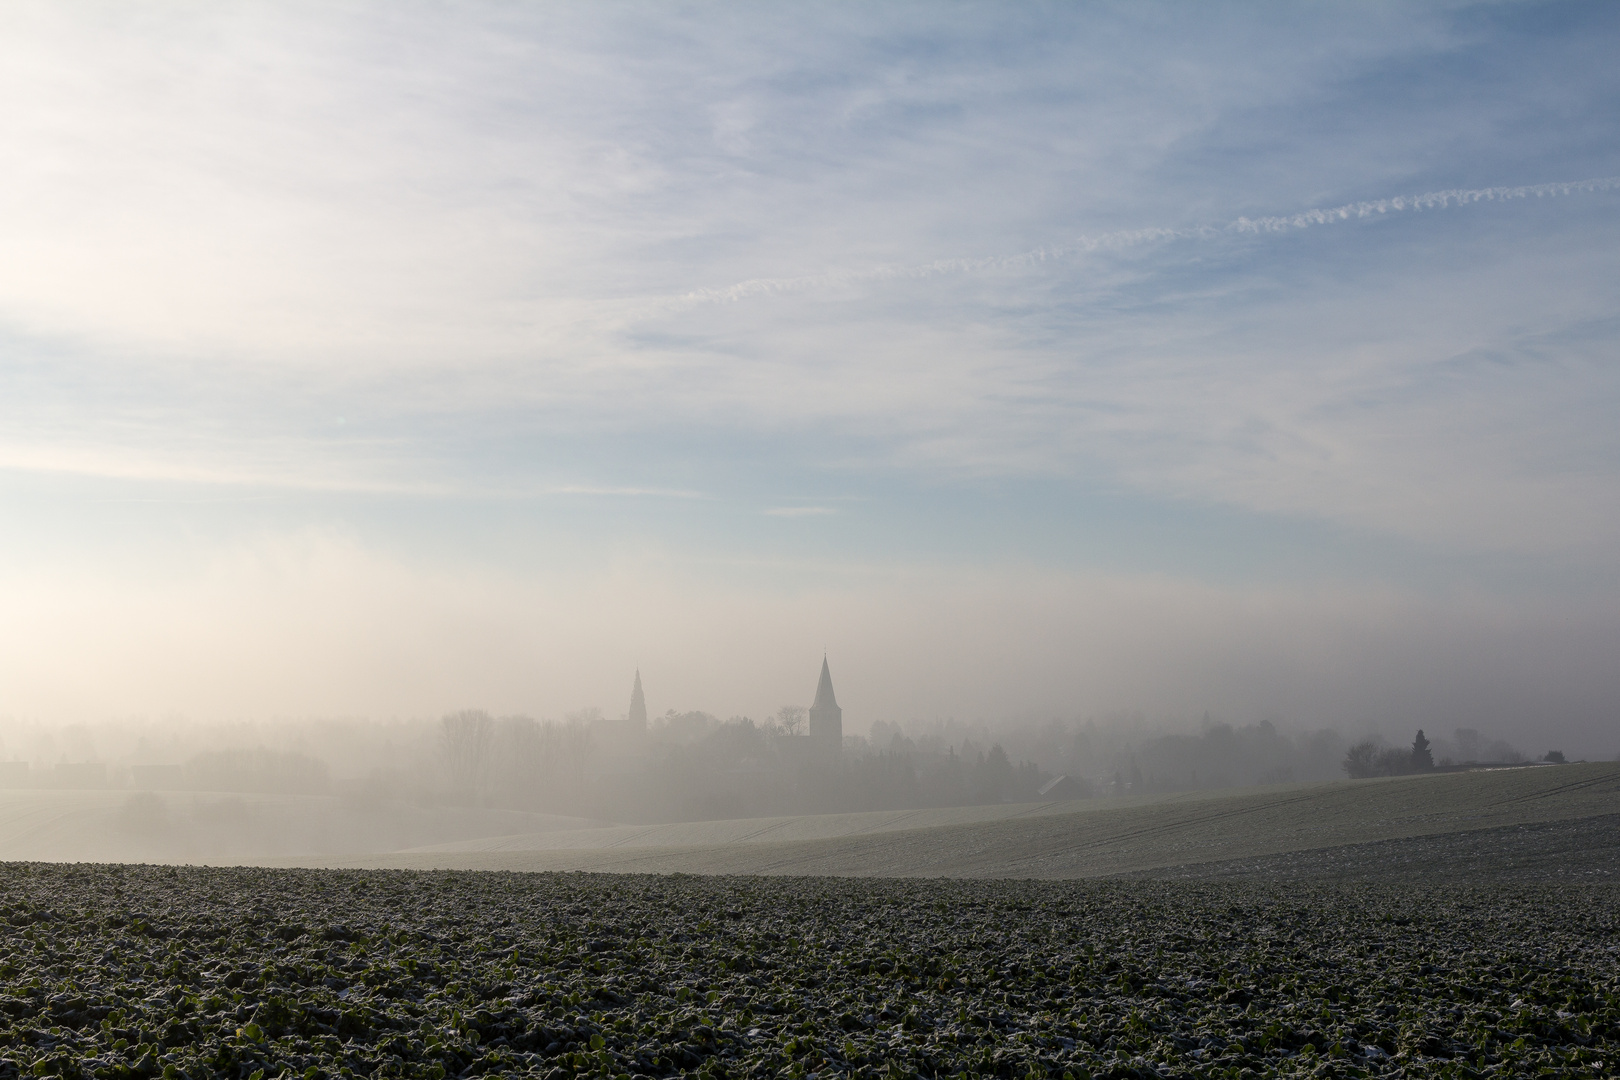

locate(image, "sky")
[[2, 1, 1619, 753]]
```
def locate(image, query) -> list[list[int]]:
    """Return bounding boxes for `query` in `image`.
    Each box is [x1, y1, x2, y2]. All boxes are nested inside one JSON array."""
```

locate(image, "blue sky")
[[2, 2, 1619, 749]]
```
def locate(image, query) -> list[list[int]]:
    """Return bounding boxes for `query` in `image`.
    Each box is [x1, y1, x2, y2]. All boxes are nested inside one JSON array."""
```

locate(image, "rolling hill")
[[1, 762, 1613, 880], [289, 761, 1620, 879]]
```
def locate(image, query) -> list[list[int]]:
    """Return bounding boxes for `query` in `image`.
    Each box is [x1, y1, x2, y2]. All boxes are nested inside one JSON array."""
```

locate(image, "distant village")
[[0, 654, 1537, 824], [434, 656, 1062, 821]]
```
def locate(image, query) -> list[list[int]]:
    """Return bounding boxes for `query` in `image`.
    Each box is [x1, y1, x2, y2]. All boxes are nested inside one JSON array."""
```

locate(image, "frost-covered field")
[[2, 765, 1616, 880], [0, 790, 602, 866], [309, 764, 1620, 879], [0, 864, 1615, 1079]]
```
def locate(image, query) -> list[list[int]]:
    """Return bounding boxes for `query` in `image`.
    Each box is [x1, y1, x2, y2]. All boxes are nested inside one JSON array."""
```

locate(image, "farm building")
[[1039, 774, 1086, 800]]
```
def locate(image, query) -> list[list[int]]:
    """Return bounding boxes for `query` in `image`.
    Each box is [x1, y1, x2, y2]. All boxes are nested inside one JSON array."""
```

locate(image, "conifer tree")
[[1410, 729, 1434, 772]]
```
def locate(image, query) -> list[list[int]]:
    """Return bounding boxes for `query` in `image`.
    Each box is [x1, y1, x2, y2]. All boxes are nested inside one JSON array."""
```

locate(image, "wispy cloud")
[[0, 442, 706, 502], [543, 485, 706, 500], [0, 443, 440, 495], [679, 175, 1620, 306]]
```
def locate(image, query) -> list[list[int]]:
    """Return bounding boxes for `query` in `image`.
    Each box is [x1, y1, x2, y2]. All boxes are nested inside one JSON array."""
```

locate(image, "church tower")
[[627, 669, 648, 734], [808, 656, 842, 756]]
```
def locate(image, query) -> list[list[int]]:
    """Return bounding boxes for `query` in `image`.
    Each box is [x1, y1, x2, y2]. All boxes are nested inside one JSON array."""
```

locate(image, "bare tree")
[[492, 716, 551, 807], [560, 719, 595, 773], [440, 710, 494, 799], [775, 705, 806, 737], [565, 706, 603, 728], [1343, 740, 1379, 778]]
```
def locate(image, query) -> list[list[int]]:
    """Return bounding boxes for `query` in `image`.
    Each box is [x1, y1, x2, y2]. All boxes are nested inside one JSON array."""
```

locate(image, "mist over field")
[[0, 687, 1572, 866], [2, 3, 1619, 869]]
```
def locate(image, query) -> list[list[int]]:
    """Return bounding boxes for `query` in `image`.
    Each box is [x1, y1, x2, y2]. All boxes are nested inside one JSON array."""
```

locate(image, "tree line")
[[1341, 727, 1555, 778]]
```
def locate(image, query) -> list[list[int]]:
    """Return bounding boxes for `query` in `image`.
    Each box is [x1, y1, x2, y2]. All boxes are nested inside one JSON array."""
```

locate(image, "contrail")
[[1227, 175, 1620, 234], [679, 175, 1620, 305]]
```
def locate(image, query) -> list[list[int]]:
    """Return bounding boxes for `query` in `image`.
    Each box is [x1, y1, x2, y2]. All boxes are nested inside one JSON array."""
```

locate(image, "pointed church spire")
[[812, 655, 839, 710], [627, 669, 647, 732], [808, 655, 842, 756]]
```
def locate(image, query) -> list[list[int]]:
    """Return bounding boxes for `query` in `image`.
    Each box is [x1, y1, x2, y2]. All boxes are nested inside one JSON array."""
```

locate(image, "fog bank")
[[2, 536, 1617, 758]]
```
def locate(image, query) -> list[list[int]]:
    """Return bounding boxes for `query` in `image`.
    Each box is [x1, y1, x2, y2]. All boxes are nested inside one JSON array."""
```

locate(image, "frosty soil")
[[0, 865, 1615, 1079]]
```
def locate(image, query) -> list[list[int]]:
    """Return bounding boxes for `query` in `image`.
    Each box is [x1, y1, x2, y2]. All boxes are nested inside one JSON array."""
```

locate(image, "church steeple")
[[807, 655, 842, 756], [627, 669, 647, 732], [812, 655, 838, 711]]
